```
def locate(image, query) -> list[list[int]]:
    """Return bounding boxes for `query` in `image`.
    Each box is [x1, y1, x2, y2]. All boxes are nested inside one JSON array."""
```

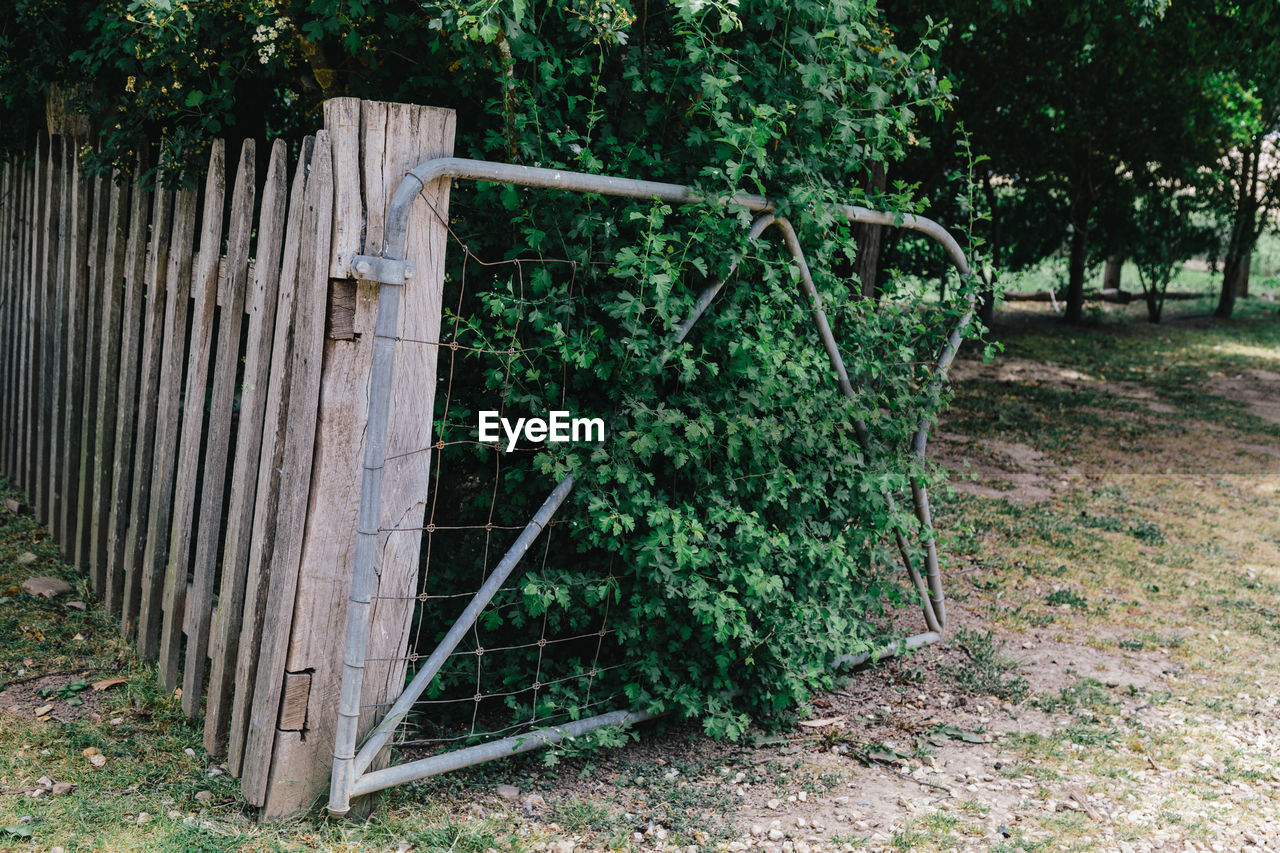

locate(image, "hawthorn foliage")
[[1, 0, 983, 734]]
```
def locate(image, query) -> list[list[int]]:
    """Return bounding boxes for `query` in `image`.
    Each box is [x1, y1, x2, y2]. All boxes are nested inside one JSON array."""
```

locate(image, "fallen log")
[[1002, 289, 1208, 305]]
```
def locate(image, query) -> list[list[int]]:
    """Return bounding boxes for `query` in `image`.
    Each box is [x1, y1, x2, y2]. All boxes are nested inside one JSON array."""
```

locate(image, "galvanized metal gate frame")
[[328, 158, 975, 815]]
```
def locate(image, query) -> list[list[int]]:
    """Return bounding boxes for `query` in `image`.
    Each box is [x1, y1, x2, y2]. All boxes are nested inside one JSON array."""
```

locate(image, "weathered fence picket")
[[182, 138, 255, 715], [0, 97, 461, 818], [104, 155, 150, 617], [158, 140, 227, 689], [137, 180, 196, 659], [204, 138, 289, 754], [225, 135, 314, 772]]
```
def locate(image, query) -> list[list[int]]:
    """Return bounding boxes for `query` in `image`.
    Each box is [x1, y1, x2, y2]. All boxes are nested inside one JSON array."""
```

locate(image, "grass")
[[937, 628, 1030, 703]]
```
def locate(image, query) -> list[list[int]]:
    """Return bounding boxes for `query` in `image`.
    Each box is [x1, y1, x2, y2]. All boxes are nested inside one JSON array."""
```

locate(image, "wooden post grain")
[[205, 139, 289, 754], [253, 98, 454, 820], [75, 163, 111, 572], [58, 147, 91, 552], [240, 130, 333, 806], [90, 170, 130, 595], [158, 141, 226, 687], [226, 137, 314, 774], [182, 138, 256, 714], [135, 181, 196, 654]]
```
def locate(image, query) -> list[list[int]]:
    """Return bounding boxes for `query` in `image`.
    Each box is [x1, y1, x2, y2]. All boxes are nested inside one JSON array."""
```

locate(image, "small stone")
[[496, 784, 519, 800], [767, 799, 782, 810], [750, 825, 765, 837], [797, 791, 807, 803], [16, 552, 37, 565], [194, 791, 214, 803], [34, 704, 54, 717], [65, 600, 87, 611], [51, 782, 75, 796], [632, 833, 645, 844], [794, 842, 811, 853], [795, 817, 808, 828], [184, 748, 196, 756], [21, 576, 71, 598], [548, 841, 574, 853], [768, 828, 785, 841], [136, 812, 151, 825], [168, 811, 182, 820]]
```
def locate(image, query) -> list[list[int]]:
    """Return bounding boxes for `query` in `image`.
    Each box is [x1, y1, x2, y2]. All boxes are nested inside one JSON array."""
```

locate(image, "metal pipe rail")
[[328, 158, 976, 815]]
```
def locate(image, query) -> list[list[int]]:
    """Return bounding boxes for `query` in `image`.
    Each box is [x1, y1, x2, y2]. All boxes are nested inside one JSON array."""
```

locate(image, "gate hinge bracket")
[[351, 254, 415, 285]]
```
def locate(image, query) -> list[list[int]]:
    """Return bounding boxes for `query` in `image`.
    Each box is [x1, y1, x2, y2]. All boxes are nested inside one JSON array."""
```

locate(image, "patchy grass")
[[937, 629, 1030, 703]]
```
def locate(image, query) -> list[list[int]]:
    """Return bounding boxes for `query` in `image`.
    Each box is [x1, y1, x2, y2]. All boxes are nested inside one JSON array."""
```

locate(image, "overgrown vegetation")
[[5, 1, 987, 738]]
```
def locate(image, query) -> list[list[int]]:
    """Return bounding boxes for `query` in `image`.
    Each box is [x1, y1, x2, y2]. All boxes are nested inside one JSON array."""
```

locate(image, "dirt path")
[[451, 313, 1280, 853]]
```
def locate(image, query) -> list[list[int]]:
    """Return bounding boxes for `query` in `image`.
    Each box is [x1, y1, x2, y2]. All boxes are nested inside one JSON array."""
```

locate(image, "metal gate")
[[327, 158, 974, 815]]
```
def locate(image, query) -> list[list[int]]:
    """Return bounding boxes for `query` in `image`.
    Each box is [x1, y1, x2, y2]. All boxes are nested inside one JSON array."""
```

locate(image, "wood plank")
[[204, 139, 288, 754], [21, 140, 45, 496], [260, 100, 455, 819], [58, 145, 91, 553], [18, 153, 36, 493], [35, 136, 60, 524], [0, 159, 14, 479], [5, 156, 20, 479], [360, 103, 455, 745], [226, 136, 313, 775], [181, 138, 256, 713], [241, 129, 333, 805], [47, 139, 73, 541], [326, 98, 361, 280], [119, 167, 169, 635], [6, 157, 21, 483], [90, 171, 130, 594], [277, 672, 311, 731], [158, 141, 226, 687], [135, 180, 196, 656], [75, 163, 111, 571]]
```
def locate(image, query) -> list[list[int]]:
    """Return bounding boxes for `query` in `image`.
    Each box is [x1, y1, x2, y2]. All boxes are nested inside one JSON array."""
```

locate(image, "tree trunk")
[[853, 162, 887, 299], [1144, 289, 1163, 323], [1217, 141, 1261, 319], [1065, 220, 1090, 323], [1217, 250, 1247, 318], [1235, 252, 1251, 298], [1102, 256, 1123, 290]]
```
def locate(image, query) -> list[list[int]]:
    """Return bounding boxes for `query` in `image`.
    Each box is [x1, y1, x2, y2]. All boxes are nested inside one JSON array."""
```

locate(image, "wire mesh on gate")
[[328, 158, 975, 817], [363, 210, 632, 758]]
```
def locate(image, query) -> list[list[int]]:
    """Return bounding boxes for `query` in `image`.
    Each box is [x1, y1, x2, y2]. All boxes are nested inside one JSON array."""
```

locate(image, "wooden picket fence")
[[0, 98, 456, 818]]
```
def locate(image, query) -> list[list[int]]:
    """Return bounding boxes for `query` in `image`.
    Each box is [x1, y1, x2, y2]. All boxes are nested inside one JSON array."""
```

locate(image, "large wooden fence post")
[[244, 98, 454, 818]]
